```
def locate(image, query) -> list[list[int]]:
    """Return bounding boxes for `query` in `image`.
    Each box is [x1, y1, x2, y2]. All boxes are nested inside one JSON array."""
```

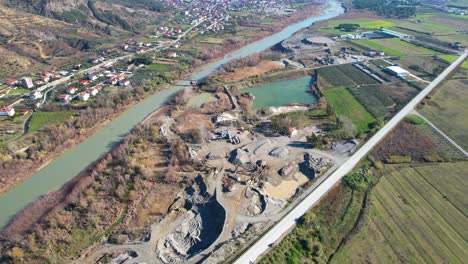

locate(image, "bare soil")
[[222, 60, 283, 83]]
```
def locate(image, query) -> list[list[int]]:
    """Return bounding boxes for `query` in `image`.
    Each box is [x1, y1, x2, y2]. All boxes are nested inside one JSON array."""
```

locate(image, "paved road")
[[234, 50, 467, 264]]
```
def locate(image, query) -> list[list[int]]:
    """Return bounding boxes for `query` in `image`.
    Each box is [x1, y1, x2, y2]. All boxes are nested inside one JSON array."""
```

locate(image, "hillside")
[[1, 0, 161, 31], [0, 0, 163, 79]]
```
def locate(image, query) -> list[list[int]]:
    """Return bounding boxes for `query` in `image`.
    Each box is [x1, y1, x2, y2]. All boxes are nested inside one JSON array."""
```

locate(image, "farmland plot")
[[348, 84, 395, 119], [419, 78, 468, 150], [322, 88, 375, 133], [332, 162, 468, 264], [317, 64, 378, 89]]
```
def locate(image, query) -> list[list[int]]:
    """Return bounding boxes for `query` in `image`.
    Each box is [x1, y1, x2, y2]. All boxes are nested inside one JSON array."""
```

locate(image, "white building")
[[386, 66, 410, 77], [88, 87, 99, 96], [78, 92, 90, 102], [21, 77, 34, 89], [0, 107, 15, 117], [29, 90, 43, 100]]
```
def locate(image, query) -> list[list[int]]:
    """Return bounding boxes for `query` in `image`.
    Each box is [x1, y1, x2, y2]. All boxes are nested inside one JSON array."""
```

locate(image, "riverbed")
[[0, 0, 344, 230]]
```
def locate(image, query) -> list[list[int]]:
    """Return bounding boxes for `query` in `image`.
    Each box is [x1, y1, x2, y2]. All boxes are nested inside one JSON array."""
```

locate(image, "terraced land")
[[354, 39, 441, 56], [322, 88, 375, 133], [332, 162, 468, 264], [347, 84, 395, 119], [317, 64, 378, 89], [419, 78, 468, 150]]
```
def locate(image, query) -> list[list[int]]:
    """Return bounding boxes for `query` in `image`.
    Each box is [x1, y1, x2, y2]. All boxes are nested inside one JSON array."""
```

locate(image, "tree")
[[6, 247, 24, 261], [306, 134, 324, 149]]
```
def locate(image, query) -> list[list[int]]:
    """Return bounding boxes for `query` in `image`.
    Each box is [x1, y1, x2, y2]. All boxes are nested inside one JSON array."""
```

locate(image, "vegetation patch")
[[322, 88, 375, 134], [317, 64, 378, 89], [332, 162, 468, 264], [437, 55, 468, 69], [348, 85, 395, 120], [354, 38, 441, 56], [419, 78, 468, 149], [28, 111, 77, 134], [404, 114, 424, 125]]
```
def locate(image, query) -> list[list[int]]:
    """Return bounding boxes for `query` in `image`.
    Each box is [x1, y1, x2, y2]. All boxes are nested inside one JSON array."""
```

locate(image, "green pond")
[[243, 76, 317, 110], [188, 92, 217, 108]]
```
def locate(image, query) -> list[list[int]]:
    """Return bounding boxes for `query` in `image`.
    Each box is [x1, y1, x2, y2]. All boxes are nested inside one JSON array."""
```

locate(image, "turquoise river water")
[[0, 0, 344, 229]]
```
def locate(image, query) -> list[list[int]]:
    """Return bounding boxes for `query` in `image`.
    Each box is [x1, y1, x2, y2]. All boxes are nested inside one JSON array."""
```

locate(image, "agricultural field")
[[373, 118, 466, 162], [354, 38, 441, 56], [394, 55, 449, 79], [347, 84, 395, 120], [322, 88, 375, 134], [197, 37, 225, 45], [320, 18, 395, 34], [28, 111, 77, 134], [437, 55, 468, 69], [419, 78, 468, 150], [332, 162, 468, 264], [260, 183, 367, 264], [144, 63, 172, 72], [317, 64, 378, 89]]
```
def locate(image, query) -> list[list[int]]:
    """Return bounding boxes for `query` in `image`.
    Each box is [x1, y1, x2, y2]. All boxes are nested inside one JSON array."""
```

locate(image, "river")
[[0, 0, 344, 229]]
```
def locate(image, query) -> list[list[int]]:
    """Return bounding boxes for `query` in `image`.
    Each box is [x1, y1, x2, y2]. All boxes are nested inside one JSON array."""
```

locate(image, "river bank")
[[0, 0, 344, 233], [0, 0, 328, 196]]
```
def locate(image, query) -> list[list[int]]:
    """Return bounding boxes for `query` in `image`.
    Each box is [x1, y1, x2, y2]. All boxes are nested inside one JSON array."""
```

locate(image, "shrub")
[[404, 114, 424, 125], [385, 155, 412, 164], [423, 154, 445, 163], [343, 173, 370, 191]]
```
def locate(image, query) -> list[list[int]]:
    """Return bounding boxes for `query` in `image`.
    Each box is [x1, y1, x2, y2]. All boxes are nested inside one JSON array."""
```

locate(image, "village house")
[[21, 109, 29, 115], [107, 77, 118, 85], [87, 75, 98, 81], [0, 106, 15, 117], [167, 51, 177, 58], [5, 79, 18, 86], [78, 92, 90, 101], [66, 87, 78, 94], [88, 87, 99, 97], [57, 94, 72, 103], [119, 80, 130, 86], [80, 80, 91, 86], [29, 90, 43, 100]]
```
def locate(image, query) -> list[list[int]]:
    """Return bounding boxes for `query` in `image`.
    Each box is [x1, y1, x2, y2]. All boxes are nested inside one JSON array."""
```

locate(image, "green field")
[[323, 88, 375, 133], [317, 64, 378, 89], [447, 1, 468, 8], [319, 18, 394, 34], [437, 55, 468, 69], [332, 162, 468, 264], [397, 21, 455, 34], [198, 37, 224, 44], [348, 85, 395, 119], [354, 38, 441, 56], [7, 88, 29, 95], [28, 111, 76, 134], [144, 63, 171, 72], [328, 18, 395, 29], [419, 78, 468, 149]]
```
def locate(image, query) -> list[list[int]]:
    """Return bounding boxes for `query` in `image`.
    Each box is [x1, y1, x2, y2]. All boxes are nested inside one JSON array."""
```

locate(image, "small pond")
[[243, 76, 317, 110]]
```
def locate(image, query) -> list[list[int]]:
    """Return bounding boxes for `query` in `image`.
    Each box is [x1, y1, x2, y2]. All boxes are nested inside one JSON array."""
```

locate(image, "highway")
[[234, 50, 467, 264]]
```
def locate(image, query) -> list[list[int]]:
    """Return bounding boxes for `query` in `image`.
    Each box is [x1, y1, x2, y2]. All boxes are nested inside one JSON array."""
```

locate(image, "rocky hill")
[[0, 0, 163, 79], [2, 0, 162, 31]]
